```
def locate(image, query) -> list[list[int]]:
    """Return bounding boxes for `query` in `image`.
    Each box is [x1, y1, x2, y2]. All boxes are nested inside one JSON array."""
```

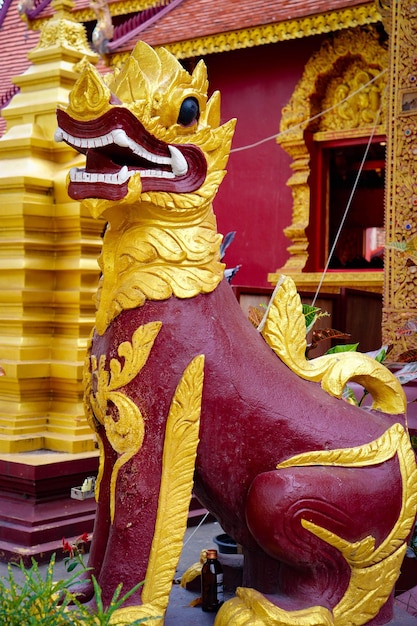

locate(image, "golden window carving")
[[272, 26, 388, 280]]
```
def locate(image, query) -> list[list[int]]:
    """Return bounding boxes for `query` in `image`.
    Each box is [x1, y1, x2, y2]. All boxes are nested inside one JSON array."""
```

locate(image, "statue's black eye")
[[177, 97, 199, 126]]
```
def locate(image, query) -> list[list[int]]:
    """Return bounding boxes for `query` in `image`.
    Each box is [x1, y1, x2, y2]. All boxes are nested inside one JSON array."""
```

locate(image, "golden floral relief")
[[110, 354, 205, 623], [86, 321, 162, 521]]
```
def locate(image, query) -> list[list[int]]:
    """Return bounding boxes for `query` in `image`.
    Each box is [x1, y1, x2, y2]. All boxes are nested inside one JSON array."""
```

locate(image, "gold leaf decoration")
[[180, 549, 207, 588], [87, 321, 162, 521], [142, 354, 204, 606], [274, 26, 387, 274], [216, 587, 333, 626], [94, 208, 226, 335], [68, 61, 112, 119], [215, 421, 417, 625], [278, 422, 417, 567], [62, 40, 235, 334], [260, 275, 406, 415], [111, 354, 204, 622], [106, 4, 380, 65], [332, 545, 406, 626]]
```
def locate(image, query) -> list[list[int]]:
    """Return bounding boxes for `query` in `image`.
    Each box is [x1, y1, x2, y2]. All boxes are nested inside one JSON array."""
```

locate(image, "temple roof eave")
[[27, 1, 381, 61], [139, 4, 382, 60]]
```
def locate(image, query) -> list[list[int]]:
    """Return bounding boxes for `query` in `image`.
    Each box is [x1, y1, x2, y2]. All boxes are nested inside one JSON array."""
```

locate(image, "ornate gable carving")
[[276, 27, 388, 273]]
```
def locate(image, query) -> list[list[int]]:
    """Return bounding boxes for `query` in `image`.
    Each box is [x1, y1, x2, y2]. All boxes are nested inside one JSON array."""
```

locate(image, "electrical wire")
[[311, 105, 383, 306], [230, 69, 387, 154], [182, 511, 210, 549], [227, 66, 387, 305]]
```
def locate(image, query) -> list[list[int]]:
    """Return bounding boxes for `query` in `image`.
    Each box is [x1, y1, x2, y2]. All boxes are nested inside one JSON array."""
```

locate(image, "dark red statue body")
[[55, 41, 417, 626]]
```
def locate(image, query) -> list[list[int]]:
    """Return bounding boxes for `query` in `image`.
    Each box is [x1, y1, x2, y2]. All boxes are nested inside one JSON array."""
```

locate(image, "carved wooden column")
[[382, 0, 417, 360]]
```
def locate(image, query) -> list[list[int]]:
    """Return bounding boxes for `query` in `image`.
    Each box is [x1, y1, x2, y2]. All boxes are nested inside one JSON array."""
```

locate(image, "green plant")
[[0, 554, 84, 625], [0, 552, 159, 625], [301, 303, 355, 357], [248, 301, 353, 356], [62, 533, 89, 573]]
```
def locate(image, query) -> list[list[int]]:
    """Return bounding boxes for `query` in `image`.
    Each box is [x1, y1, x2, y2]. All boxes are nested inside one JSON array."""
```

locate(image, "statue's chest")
[[88, 296, 213, 437]]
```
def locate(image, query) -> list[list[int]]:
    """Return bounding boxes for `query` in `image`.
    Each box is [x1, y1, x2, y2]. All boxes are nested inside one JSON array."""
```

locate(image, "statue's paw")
[[67, 579, 95, 603], [215, 588, 334, 626], [108, 602, 163, 625]]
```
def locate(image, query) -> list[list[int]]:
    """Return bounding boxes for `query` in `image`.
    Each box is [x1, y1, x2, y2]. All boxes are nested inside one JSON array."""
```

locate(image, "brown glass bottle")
[[201, 549, 224, 612]]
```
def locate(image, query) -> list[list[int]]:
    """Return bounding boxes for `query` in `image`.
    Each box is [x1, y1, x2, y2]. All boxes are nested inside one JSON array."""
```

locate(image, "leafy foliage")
[[325, 343, 359, 355], [302, 304, 327, 334], [396, 348, 417, 363], [62, 533, 89, 574], [0, 554, 84, 626], [248, 305, 265, 328], [308, 328, 352, 355], [393, 361, 417, 385], [342, 385, 360, 405], [0, 553, 157, 625], [248, 300, 351, 356]]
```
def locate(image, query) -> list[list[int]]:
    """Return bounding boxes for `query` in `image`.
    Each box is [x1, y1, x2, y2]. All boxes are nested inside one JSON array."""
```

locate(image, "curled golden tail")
[[260, 275, 406, 415]]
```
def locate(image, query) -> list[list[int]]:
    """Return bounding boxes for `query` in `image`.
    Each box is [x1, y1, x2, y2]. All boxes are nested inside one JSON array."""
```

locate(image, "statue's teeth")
[[169, 145, 188, 176], [69, 166, 133, 185], [140, 170, 175, 179], [119, 166, 129, 183], [112, 129, 130, 148], [112, 129, 172, 167], [57, 126, 189, 179]]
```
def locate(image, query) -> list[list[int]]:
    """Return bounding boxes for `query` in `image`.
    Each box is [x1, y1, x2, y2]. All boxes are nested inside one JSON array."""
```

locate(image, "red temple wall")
[[204, 37, 324, 289]]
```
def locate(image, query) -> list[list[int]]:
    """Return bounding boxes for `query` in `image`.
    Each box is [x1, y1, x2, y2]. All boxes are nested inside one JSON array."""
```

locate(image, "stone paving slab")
[[166, 585, 417, 625], [1, 520, 417, 624], [391, 606, 417, 624], [165, 584, 215, 625]]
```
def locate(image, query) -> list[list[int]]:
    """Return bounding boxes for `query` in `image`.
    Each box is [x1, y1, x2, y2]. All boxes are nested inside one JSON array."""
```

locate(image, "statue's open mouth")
[[55, 108, 207, 201]]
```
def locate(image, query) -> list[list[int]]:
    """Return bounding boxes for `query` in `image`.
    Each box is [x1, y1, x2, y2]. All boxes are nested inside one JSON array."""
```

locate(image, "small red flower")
[[77, 532, 89, 544], [62, 537, 74, 557]]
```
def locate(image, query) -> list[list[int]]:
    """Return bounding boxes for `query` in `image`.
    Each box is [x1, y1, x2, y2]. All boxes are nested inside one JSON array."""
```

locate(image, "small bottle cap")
[[206, 549, 218, 559]]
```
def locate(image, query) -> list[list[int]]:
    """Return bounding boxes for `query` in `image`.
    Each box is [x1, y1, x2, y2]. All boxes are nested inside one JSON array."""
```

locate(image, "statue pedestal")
[[0, 451, 99, 565], [0, 451, 210, 565]]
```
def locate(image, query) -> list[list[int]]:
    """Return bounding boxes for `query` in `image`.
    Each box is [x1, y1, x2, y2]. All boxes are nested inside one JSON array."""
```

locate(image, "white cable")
[[227, 68, 387, 306], [311, 106, 382, 306], [230, 69, 387, 154], [182, 511, 210, 549]]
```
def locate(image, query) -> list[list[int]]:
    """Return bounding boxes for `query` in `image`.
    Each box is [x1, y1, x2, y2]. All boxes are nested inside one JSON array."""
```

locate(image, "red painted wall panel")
[[203, 38, 323, 288]]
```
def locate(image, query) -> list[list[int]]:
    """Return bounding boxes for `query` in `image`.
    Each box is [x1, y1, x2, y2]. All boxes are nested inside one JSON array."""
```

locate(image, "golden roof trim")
[[28, 0, 157, 29], [113, 2, 381, 63], [77, 0, 158, 22], [30, 2, 381, 60], [165, 3, 381, 60]]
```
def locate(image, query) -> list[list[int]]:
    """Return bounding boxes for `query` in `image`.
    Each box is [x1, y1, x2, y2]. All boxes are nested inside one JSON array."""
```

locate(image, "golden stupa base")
[[0, 450, 99, 565], [0, 432, 97, 454]]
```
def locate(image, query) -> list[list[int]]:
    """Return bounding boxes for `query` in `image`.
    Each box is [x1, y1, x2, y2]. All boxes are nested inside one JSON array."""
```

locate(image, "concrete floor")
[[1, 519, 417, 624], [0, 519, 222, 624]]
